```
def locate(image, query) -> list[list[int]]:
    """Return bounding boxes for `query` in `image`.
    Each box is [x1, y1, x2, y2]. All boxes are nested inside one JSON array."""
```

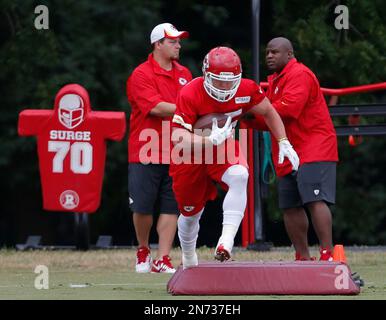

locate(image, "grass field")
[[0, 246, 385, 300]]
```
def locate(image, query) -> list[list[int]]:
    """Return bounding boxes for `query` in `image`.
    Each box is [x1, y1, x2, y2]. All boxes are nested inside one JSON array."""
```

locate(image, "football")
[[193, 113, 230, 132]]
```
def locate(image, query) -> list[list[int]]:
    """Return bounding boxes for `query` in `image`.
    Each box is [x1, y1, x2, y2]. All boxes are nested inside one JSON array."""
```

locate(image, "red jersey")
[[172, 77, 265, 130], [127, 53, 192, 164], [169, 77, 265, 215], [170, 77, 265, 166], [18, 84, 126, 213], [246, 59, 338, 177]]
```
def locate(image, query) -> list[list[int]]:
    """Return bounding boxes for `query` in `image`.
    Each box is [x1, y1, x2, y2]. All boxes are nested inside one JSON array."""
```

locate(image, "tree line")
[[1, 0, 385, 246]]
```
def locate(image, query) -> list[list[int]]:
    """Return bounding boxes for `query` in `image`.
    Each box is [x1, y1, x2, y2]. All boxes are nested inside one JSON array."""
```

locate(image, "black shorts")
[[128, 163, 179, 215], [278, 162, 336, 209]]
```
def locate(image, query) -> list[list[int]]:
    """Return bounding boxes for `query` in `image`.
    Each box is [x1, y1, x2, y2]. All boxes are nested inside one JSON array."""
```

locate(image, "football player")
[[170, 47, 299, 268]]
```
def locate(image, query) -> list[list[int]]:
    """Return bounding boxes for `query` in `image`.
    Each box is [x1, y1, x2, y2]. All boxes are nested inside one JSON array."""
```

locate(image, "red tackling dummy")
[[167, 261, 361, 295], [18, 84, 126, 213]]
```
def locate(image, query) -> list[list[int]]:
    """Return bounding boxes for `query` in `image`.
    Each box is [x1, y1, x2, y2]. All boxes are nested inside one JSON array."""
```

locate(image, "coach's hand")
[[278, 138, 299, 171], [208, 116, 233, 146]]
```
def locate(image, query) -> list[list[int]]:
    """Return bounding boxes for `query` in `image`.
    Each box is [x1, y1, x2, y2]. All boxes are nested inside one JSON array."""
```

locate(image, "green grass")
[[0, 247, 385, 300]]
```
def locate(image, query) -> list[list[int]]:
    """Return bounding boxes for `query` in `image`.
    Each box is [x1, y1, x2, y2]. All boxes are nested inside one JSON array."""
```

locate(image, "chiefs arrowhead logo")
[[179, 77, 188, 85]]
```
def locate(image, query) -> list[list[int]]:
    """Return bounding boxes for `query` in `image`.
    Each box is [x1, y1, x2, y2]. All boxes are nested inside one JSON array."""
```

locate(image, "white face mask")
[[203, 71, 241, 102]]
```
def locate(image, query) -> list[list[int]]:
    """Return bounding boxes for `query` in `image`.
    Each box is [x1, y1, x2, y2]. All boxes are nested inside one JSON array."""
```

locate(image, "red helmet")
[[202, 47, 242, 102]]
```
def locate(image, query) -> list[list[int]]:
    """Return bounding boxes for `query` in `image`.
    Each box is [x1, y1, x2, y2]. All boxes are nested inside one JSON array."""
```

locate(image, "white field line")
[[0, 282, 166, 288], [0, 285, 24, 288], [89, 282, 166, 286]]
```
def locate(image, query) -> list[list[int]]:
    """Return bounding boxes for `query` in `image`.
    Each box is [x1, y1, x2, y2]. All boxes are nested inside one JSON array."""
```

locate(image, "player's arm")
[[249, 97, 287, 140], [240, 112, 269, 131], [171, 127, 207, 148], [171, 116, 233, 148], [249, 97, 300, 170], [149, 102, 176, 117]]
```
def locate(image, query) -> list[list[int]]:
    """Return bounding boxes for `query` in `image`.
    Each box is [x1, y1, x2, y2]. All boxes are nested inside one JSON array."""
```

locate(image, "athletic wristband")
[[277, 137, 288, 143]]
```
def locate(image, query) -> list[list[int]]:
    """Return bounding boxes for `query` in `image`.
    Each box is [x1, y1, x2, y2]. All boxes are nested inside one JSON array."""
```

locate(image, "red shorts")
[[169, 139, 248, 216]]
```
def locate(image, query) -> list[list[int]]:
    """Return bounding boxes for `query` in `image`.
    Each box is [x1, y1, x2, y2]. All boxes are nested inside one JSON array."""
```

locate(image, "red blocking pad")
[[167, 261, 360, 295]]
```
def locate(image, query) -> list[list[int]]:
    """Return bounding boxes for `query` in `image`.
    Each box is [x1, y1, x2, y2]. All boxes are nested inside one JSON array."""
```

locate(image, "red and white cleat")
[[214, 244, 231, 262], [135, 246, 152, 273], [151, 255, 176, 273], [319, 248, 333, 261]]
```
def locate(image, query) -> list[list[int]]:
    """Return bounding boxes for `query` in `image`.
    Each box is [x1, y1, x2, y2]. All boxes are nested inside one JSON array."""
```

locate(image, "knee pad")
[[221, 165, 249, 188]]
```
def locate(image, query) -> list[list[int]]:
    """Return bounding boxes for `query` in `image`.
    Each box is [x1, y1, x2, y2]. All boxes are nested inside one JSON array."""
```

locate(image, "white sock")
[[218, 165, 249, 252], [177, 209, 203, 256], [217, 223, 238, 252]]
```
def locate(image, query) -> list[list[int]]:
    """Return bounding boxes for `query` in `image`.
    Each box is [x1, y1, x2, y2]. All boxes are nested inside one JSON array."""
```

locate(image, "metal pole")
[[74, 212, 90, 250], [251, 0, 260, 82], [251, 0, 264, 241]]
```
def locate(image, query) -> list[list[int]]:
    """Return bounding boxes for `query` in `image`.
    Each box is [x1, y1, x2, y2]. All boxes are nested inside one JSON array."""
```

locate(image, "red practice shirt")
[[172, 77, 265, 130], [18, 84, 126, 213], [127, 53, 192, 164], [171, 77, 266, 165], [169, 77, 266, 213], [246, 59, 338, 177]]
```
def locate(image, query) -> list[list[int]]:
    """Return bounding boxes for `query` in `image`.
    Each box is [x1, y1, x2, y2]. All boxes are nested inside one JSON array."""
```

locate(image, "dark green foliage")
[[1, 0, 385, 245], [0, 0, 163, 244]]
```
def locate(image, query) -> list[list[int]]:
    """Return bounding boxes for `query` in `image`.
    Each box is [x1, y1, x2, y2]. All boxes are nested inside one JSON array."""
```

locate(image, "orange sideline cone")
[[333, 244, 347, 263]]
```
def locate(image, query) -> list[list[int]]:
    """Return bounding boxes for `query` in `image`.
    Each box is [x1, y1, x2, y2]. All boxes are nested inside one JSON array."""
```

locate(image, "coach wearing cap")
[[126, 23, 192, 273]]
